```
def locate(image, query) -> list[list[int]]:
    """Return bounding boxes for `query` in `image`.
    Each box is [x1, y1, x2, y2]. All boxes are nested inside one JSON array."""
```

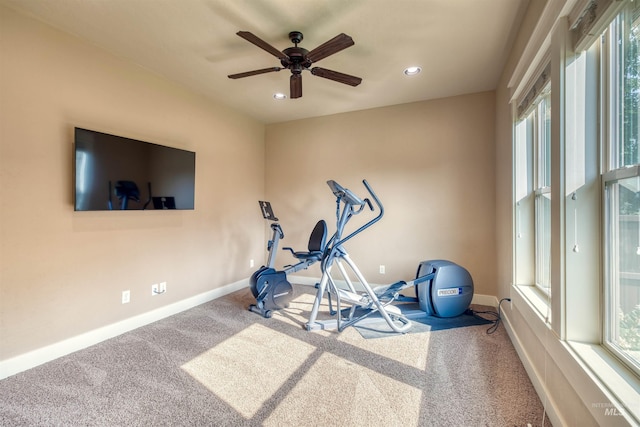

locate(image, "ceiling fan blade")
[[307, 33, 355, 63], [228, 67, 282, 79], [290, 74, 302, 99], [236, 31, 287, 60], [311, 67, 362, 87]]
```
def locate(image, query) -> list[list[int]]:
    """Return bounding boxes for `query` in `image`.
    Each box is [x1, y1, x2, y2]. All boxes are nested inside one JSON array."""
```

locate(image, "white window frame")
[[513, 79, 552, 314], [535, 91, 552, 295], [602, 2, 640, 376]]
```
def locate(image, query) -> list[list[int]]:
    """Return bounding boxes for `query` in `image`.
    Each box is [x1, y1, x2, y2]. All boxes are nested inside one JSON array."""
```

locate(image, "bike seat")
[[283, 220, 327, 260]]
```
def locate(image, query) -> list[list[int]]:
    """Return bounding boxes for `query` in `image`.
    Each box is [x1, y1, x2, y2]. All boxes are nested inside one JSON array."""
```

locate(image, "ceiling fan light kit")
[[228, 30, 362, 99]]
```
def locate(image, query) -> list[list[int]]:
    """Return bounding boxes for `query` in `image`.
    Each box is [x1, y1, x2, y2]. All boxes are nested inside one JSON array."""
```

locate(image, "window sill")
[[515, 284, 551, 323], [512, 284, 640, 425], [568, 341, 640, 423]]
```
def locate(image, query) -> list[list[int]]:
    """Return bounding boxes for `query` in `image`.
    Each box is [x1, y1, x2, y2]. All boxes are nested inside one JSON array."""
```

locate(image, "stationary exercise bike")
[[306, 179, 474, 333], [249, 201, 327, 318]]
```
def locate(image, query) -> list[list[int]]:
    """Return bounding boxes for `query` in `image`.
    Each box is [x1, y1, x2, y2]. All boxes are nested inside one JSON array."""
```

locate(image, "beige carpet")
[[0, 285, 551, 426]]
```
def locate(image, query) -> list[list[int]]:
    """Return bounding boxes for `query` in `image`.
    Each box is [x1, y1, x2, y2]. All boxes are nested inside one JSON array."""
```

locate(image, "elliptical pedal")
[[373, 280, 408, 300]]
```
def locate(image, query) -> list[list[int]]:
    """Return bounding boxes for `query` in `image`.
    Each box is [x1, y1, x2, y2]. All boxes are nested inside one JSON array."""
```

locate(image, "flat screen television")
[[74, 127, 196, 211]]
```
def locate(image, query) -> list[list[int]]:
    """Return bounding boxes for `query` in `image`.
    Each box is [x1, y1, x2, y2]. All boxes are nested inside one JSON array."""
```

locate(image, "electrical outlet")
[[122, 290, 130, 304], [250, 259, 255, 268], [159, 282, 167, 293], [379, 265, 385, 274]]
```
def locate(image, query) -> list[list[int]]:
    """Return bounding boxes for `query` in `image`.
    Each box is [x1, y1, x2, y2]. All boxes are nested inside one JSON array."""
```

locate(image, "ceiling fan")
[[227, 31, 362, 99]]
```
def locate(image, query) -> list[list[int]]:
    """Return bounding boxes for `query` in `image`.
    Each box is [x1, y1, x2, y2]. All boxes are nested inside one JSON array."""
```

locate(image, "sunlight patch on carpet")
[[288, 286, 430, 370], [270, 290, 319, 327], [264, 352, 422, 426], [337, 327, 430, 371], [181, 323, 315, 419], [270, 288, 337, 337]]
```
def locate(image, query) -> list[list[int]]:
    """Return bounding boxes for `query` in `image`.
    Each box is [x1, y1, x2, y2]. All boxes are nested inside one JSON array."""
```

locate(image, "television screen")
[[74, 128, 195, 211]]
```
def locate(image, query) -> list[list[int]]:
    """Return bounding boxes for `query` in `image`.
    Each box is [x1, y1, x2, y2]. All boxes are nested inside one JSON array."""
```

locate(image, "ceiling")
[[1, 0, 529, 124]]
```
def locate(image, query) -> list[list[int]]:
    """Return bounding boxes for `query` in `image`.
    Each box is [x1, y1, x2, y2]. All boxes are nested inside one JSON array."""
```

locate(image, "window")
[[603, 2, 640, 373], [511, 0, 640, 421], [535, 92, 552, 295], [514, 80, 552, 299]]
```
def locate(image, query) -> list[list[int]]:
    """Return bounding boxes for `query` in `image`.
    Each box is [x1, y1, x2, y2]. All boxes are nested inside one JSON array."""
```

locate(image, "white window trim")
[[510, 285, 640, 424], [602, 166, 640, 378], [510, 1, 640, 424]]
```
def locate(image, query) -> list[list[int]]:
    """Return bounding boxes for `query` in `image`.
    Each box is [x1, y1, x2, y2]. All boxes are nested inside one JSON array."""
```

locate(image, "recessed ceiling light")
[[273, 93, 287, 100], [403, 66, 422, 76]]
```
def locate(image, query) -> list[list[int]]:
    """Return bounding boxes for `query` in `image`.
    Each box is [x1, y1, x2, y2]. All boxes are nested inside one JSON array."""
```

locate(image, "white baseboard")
[[288, 275, 320, 287], [471, 293, 499, 307], [0, 279, 247, 380], [501, 306, 563, 427], [289, 274, 499, 307]]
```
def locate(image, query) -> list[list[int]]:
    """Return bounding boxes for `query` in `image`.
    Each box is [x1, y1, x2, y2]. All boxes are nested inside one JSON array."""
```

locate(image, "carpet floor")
[[0, 284, 551, 426]]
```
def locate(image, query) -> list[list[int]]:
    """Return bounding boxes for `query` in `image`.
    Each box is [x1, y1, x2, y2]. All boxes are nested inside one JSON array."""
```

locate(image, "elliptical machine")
[[306, 180, 474, 333], [249, 201, 327, 318]]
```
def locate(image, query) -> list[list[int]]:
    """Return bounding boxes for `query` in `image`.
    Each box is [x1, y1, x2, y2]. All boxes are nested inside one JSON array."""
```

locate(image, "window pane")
[[539, 94, 552, 187], [626, 9, 640, 166], [535, 190, 551, 292], [535, 89, 552, 294], [606, 176, 640, 368], [612, 6, 640, 168]]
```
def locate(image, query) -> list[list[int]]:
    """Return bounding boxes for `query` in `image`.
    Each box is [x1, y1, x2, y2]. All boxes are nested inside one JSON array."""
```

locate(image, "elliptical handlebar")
[[362, 179, 383, 215], [326, 179, 384, 248]]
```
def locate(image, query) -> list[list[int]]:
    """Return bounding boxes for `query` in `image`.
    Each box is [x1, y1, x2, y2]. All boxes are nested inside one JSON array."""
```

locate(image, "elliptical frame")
[[305, 180, 473, 333]]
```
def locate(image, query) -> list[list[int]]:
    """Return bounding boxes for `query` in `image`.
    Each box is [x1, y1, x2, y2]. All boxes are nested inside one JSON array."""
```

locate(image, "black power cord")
[[466, 297, 512, 334]]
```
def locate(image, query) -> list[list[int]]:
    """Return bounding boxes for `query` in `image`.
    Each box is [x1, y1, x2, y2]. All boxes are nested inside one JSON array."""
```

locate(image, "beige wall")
[[265, 92, 497, 296], [0, 6, 265, 360]]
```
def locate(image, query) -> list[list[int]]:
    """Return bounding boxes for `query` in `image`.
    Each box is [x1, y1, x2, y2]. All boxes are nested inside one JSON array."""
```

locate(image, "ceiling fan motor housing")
[[282, 46, 311, 72]]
